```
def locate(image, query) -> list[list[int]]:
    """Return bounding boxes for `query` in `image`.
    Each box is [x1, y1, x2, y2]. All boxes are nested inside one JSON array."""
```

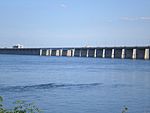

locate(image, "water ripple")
[[0, 83, 102, 92]]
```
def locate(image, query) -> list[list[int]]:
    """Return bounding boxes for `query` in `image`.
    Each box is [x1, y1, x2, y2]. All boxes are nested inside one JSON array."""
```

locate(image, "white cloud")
[[139, 16, 150, 20], [120, 16, 150, 21], [60, 4, 67, 8]]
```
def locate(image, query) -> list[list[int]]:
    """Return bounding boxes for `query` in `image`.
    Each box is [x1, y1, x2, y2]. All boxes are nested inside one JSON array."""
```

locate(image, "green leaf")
[[0, 96, 3, 102]]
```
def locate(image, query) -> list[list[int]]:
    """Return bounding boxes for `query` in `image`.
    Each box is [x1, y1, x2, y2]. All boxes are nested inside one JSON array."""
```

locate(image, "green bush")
[[122, 106, 128, 113], [1, 95, 128, 113], [0, 96, 42, 113]]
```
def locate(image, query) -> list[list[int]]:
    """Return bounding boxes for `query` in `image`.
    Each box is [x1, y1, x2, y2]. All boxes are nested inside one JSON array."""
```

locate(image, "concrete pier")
[[71, 49, 75, 57], [112, 49, 115, 58], [86, 49, 89, 57], [132, 49, 136, 59], [67, 50, 72, 57], [102, 49, 105, 58], [94, 49, 97, 57], [40, 49, 43, 56], [145, 49, 149, 60], [56, 50, 60, 56], [59, 49, 62, 56], [121, 49, 125, 59], [49, 49, 52, 56]]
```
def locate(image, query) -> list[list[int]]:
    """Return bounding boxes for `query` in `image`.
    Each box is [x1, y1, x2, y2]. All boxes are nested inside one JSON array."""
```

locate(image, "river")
[[0, 55, 150, 113]]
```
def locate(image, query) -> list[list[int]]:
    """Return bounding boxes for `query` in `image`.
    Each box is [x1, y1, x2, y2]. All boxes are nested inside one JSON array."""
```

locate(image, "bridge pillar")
[[71, 49, 75, 57], [49, 49, 52, 56], [112, 49, 115, 58], [132, 49, 136, 59], [94, 49, 97, 57], [102, 49, 105, 58], [145, 49, 149, 60], [121, 49, 125, 59], [86, 49, 89, 57], [67, 50, 72, 57], [56, 50, 60, 56], [59, 49, 63, 56], [79, 49, 82, 57], [40, 49, 42, 56], [46, 50, 49, 56], [45, 49, 51, 56]]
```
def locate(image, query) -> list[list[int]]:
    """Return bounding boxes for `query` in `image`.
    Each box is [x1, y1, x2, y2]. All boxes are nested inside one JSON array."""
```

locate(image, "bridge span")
[[0, 46, 149, 60]]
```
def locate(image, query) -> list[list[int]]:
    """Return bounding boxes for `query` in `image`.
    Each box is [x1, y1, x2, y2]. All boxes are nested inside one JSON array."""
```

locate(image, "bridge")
[[0, 46, 149, 60]]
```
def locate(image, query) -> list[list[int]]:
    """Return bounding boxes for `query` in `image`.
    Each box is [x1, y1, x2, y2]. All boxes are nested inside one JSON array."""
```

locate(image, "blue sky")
[[0, 0, 150, 47]]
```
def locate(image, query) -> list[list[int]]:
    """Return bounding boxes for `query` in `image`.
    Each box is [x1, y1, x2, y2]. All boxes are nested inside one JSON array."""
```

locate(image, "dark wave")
[[0, 83, 102, 92], [112, 83, 132, 88]]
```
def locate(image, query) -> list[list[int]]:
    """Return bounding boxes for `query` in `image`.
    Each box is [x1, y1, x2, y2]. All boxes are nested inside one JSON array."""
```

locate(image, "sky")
[[0, 0, 150, 48]]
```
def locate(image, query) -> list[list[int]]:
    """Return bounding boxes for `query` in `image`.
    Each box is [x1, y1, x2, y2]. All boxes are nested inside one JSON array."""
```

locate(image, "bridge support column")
[[112, 49, 114, 58], [79, 49, 81, 57], [121, 49, 125, 59], [59, 49, 62, 56], [49, 49, 52, 56], [94, 49, 97, 57], [145, 49, 149, 60], [71, 49, 75, 57], [40, 49, 42, 56], [132, 49, 136, 59], [102, 49, 105, 58], [86, 49, 89, 57], [46, 50, 49, 56], [67, 50, 72, 57], [56, 50, 60, 56]]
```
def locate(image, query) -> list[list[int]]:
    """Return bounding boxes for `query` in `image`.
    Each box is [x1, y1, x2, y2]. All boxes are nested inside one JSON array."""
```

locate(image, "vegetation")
[[122, 106, 128, 113], [0, 96, 42, 113], [1, 96, 128, 113]]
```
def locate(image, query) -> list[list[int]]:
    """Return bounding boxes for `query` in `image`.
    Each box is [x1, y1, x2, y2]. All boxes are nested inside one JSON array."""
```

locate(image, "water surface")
[[0, 55, 150, 113]]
